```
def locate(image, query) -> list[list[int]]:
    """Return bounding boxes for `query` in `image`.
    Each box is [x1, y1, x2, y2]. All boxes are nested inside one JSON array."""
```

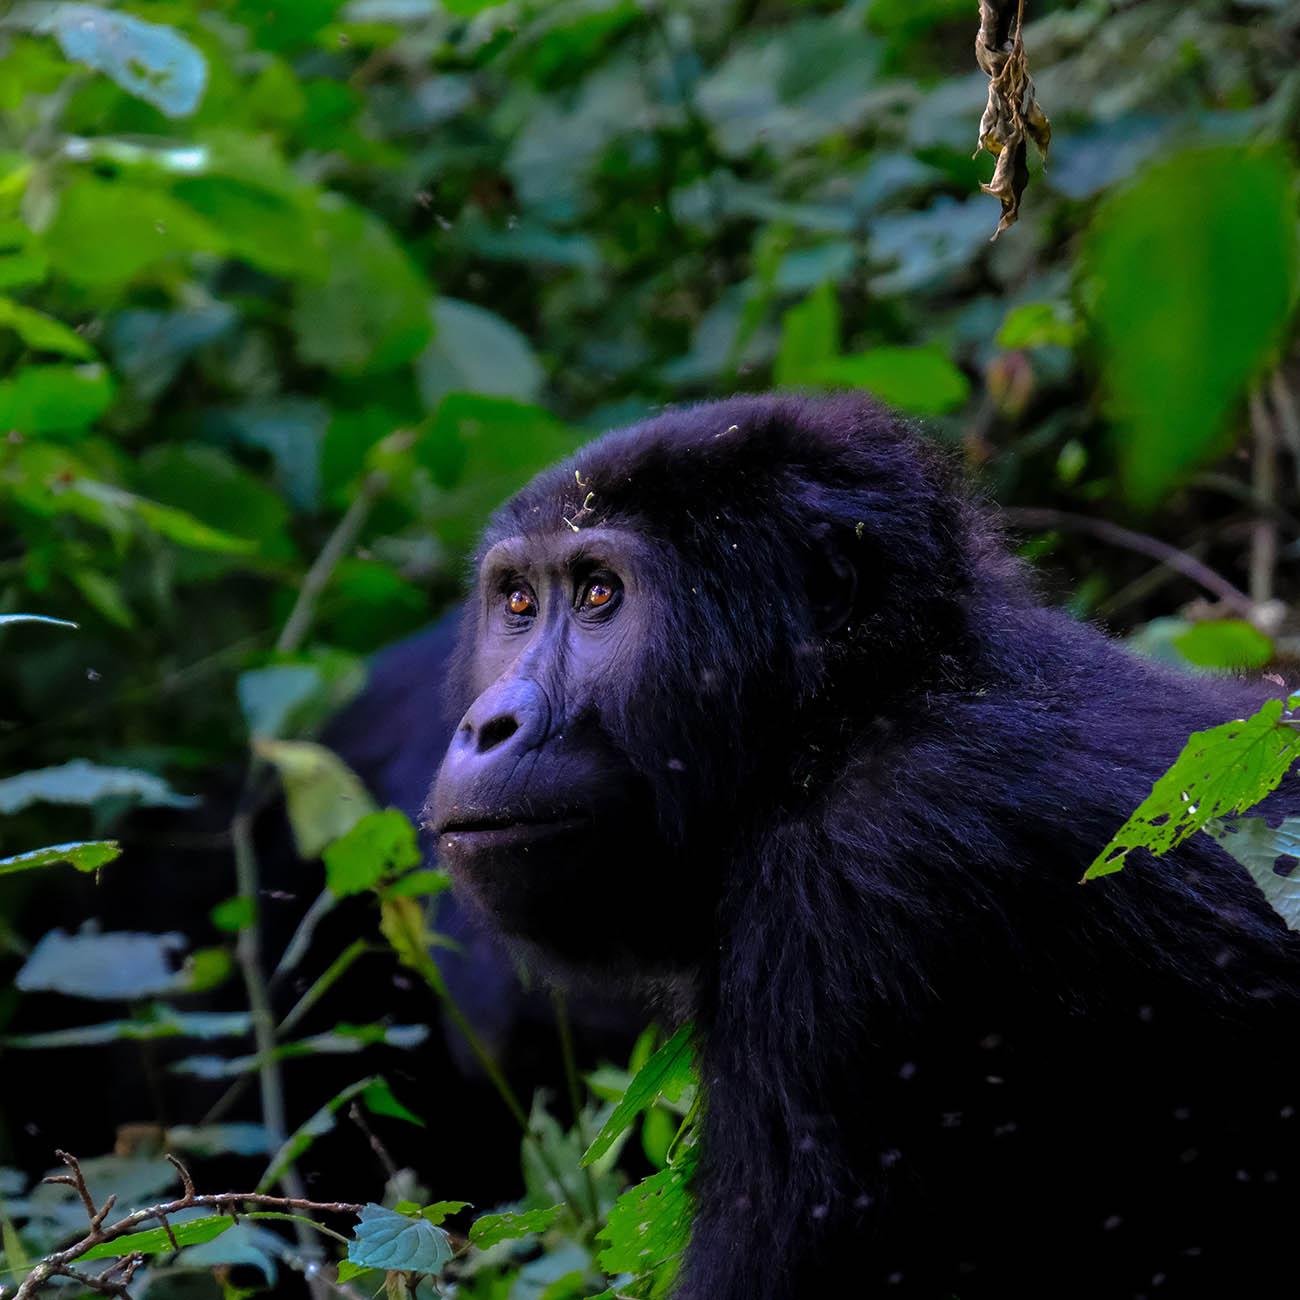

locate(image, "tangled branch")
[[10, 1151, 363, 1300]]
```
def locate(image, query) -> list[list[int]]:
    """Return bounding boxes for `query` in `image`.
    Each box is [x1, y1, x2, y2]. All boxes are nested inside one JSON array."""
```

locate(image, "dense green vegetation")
[[2, 1, 1299, 1295]]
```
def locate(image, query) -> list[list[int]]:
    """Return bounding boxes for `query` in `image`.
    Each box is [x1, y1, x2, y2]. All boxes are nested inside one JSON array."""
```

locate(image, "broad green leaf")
[[174, 176, 318, 278], [1085, 698, 1300, 879], [0, 760, 196, 814], [1204, 815, 1300, 931], [237, 652, 364, 741], [211, 896, 256, 932], [595, 1141, 697, 1288], [1172, 620, 1273, 672], [254, 739, 377, 858], [1084, 146, 1300, 508], [379, 868, 452, 900], [323, 809, 421, 897], [997, 302, 1080, 350], [412, 394, 581, 548], [821, 345, 969, 414], [18, 3, 208, 117], [774, 283, 839, 386], [583, 1024, 695, 1166], [0, 840, 119, 876], [0, 363, 114, 432], [416, 297, 544, 412], [405, 1200, 469, 1227], [74, 1215, 234, 1262], [44, 175, 224, 288], [347, 1204, 453, 1274], [362, 1078, 425, 1127], [292, 201, 433, 375], [71, 480, 258, 553], [468, 1205, 563, 1249], [0, 296, 94, 357]]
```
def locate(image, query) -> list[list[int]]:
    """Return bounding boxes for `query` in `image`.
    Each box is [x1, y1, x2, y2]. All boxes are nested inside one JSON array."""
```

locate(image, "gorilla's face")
[[426, 528, 683, 970]]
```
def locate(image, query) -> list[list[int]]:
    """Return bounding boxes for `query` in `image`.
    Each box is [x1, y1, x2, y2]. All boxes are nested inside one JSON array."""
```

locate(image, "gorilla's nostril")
[[477, 715, 520, 753]]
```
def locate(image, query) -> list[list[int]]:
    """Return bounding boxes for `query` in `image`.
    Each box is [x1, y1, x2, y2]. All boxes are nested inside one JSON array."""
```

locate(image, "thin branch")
[[12, 1151, 363, 1300], [1249, 388, 1279, 606], [276, 469, 388, 656], [1003, 508, 1254, 617]]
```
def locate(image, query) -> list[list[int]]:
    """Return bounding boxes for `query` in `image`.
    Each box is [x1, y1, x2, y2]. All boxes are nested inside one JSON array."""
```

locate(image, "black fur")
[[436, 393, 1300, 1299]]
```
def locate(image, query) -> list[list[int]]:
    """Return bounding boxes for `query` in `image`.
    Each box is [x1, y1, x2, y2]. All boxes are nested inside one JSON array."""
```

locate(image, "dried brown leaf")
[[973, 0, 1050, 239]]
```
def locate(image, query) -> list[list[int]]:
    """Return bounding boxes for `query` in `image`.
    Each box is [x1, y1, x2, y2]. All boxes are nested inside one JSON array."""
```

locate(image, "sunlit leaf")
[[0, 839, 119, 876], [583, 1024, 694, 1166], [1085, 697, 1300, 879], [74, 1215, 234, 1262], [254, 740, 377, 858], [468, 1205, 563, 1249], [1172, 620, 1273, 672], [0, 296, 94, 357], [322, 809, 421, 897], [16, 928, 189, 999]]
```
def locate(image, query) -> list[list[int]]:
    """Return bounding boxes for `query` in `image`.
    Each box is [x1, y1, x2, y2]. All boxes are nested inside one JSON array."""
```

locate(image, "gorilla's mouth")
[[437, 812, 590, 847]]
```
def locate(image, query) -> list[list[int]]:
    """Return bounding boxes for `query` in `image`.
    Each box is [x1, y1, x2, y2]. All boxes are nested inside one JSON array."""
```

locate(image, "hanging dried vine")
[[974, 0, 1051, 237]]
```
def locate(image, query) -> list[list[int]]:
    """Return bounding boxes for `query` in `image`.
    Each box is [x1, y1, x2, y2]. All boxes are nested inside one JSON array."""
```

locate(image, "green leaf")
[[173, 176, 318, 278], [0, 840, 119, 876], [583, 1024, 695, 1166], [379, 868, 452, 900], [254, 740, 377, 858], [404, 1200, 469, 1227], [237, 652, 365, 741], [23, 4, 208, 117], [416, 297, 544, 411], [70, 480, 258, 554], [1084, 146, 1300, 508], [468, 1205, 564, 1250], [1085, 698, 1300, 879], [821, 345, 969, 415], [0, 297, 95, 358], [211, 896, 257, 932], [322, 809, 421, 897], [1172, 620, 1274, 671], [292, 201, 433, 375], [348, 1204, 453, 1274], [0, 760, 196, 814], [0, 363, 114, 433], [996, 302, 1080, 351], [595, 1142, 697, 1287], [1204, 815, 1300, 931], [74, 1215, 235, 1262], [411, 395, 581, 548], [362, 1077, 426, 1128], [44, 175, 224, 288], [774, 283, 839, 386]]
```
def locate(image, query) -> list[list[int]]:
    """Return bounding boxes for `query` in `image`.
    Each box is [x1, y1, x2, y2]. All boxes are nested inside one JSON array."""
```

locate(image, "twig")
[[1269, 370, 1300, 495], [1003, 508, 1254, 616], [276, 469, 389, 655], [1249, 388, 1279, 606], [12, 1152, 363, 1300]]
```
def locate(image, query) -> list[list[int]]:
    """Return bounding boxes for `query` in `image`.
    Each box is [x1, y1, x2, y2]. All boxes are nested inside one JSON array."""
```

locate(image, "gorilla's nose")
[[447, 678, 550, 771]]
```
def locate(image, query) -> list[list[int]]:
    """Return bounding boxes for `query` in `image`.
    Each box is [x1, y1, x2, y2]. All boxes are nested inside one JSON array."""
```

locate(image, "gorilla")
[[427, 393, 1300, 1299]]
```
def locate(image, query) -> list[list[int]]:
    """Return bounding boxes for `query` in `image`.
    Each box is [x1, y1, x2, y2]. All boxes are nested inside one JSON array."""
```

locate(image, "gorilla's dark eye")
[[506, 587, 536, 617], [581, 577, 620, 611]]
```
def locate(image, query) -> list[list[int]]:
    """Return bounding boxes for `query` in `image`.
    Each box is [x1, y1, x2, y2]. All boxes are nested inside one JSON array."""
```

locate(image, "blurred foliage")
[[2, 0, 1300, 1295]]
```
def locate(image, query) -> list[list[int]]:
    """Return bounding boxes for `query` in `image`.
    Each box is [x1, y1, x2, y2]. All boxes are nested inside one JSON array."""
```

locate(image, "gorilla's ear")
[[805, 528, 858, 635]]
